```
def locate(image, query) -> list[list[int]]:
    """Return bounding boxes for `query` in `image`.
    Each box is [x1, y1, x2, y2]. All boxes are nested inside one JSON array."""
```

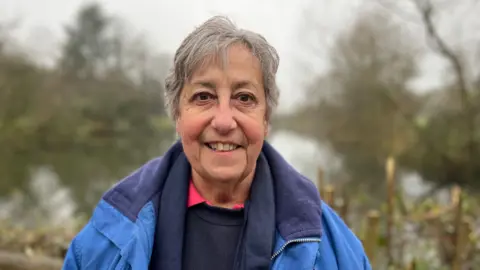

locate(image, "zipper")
[[270, 238, 321, 260]]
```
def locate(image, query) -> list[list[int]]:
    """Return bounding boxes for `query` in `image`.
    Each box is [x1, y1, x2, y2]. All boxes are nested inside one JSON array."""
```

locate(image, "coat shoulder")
[[317, 202, 372, 269]]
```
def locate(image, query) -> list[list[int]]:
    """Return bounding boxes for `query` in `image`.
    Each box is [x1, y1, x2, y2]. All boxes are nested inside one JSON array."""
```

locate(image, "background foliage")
[[1, 0, 479, 269]]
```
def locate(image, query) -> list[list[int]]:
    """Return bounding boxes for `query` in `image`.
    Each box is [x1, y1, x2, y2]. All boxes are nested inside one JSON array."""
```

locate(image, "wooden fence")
[[317, 157, 476, 270]]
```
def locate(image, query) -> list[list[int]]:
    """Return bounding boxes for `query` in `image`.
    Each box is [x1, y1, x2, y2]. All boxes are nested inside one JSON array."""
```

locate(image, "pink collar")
[[187, 180, 244, 209]]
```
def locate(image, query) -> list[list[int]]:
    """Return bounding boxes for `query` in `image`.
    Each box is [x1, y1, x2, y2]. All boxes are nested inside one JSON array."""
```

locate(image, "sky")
[[1, 0, 476, 112]]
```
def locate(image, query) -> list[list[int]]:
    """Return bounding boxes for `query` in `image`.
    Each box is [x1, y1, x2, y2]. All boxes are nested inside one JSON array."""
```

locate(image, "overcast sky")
[[2, 0, 475, 112]]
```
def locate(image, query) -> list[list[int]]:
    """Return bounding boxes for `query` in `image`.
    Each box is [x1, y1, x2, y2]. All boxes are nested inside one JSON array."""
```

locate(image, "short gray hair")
[[164, 15, 280, 120]]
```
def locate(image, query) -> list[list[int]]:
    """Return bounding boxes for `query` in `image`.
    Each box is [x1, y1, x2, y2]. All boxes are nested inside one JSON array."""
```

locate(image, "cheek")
[[240, 117, 266, 145], [177, 114, 208, 143]]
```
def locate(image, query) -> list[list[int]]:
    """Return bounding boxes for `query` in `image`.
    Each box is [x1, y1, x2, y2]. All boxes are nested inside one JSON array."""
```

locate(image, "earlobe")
[[175, 117, 181, 132], [264, 121, 269, 137], [175, 120, 181, 140]]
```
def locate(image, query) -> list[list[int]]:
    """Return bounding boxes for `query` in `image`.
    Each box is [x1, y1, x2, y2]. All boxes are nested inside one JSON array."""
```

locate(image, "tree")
[[46, 3, 175, 213], [0, 46, 46, 197], [394, 0, 480, 189], [275, 8, 421, 194], [0, 3, 175, 216], [277, 0, 480, 192], [58, 3, 112, 79]]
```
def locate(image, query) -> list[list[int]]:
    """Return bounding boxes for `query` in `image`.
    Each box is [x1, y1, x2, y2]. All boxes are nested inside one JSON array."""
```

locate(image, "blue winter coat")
[[62, 141, 371, 270]]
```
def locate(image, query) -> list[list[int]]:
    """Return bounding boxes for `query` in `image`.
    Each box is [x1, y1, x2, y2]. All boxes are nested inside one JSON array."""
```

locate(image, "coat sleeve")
[[317, 202, 372, 269], [363, 254, 373, 270], [62, 239, 81, 270], [61, 219, 128, 270]]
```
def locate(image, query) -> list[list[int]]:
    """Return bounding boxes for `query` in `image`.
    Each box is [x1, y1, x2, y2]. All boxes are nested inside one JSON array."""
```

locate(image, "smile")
[[205, 142, 240, 151]]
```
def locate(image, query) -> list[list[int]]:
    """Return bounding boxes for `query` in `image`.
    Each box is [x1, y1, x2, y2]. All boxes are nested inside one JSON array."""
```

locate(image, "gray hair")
[[164, 16, 280, 120]]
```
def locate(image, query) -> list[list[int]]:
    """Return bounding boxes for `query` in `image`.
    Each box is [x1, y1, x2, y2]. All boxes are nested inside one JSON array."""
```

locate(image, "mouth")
[[205, 142, 241, 152]]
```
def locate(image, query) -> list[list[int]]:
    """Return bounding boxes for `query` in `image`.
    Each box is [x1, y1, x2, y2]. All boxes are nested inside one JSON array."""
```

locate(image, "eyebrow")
[[190, 79, 259, 91], [191, 80, 216, 90], [232, 81, 257, 90]]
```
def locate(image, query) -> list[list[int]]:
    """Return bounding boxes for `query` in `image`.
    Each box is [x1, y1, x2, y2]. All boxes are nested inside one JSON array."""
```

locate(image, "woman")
[[62, 16, 371, 270]]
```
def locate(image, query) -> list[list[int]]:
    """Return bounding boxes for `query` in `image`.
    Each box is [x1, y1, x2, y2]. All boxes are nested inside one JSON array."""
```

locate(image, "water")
[[268, 131, 339, 183]]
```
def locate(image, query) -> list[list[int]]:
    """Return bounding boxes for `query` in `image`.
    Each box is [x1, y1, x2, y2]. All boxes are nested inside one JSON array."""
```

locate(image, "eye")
[[236, 93, 256, 104], [192, 92, 215, 103]]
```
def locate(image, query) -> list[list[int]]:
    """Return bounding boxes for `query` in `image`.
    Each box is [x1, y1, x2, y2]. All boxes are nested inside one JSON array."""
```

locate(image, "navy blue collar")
[[103, 140, 322, 241]]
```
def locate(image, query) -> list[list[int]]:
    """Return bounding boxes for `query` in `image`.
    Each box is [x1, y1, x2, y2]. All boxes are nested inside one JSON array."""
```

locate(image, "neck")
[[191, 168, 255, 208]]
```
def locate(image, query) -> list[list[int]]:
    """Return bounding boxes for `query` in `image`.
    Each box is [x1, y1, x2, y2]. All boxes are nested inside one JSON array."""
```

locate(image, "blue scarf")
[[149, 151, 275, 270]]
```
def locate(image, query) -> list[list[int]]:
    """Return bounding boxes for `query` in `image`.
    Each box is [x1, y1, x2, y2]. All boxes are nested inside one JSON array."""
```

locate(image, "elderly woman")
[[62, 16, 370, 270]]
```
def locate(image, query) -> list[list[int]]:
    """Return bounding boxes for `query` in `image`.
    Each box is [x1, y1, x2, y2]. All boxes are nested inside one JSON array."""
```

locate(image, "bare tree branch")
[[413, 0, 470, 103], [375, 0, 419, 23], [411, 0, 476, 184]]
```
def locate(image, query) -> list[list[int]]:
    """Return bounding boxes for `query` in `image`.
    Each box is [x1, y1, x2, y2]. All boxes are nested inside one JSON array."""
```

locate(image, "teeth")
[[209, 143, 238, 151]]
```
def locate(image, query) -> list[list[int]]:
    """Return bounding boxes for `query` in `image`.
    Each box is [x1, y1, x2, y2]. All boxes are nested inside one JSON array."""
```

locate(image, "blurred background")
[[0, 0, 479, 269]]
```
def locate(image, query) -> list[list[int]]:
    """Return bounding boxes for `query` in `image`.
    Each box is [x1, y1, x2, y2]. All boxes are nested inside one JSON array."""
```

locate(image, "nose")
[[211, 97, 237, 134]]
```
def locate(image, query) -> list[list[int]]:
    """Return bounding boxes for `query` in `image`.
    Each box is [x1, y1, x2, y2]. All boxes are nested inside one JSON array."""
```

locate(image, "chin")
[[209, 173, 242, 183], [206, 167, 244, 183]]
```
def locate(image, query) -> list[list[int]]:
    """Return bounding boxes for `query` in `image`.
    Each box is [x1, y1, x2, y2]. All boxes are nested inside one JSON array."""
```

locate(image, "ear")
[[173, 120, 181, 140], [264, 120, 269, 138], [175, 117, 181, 134]]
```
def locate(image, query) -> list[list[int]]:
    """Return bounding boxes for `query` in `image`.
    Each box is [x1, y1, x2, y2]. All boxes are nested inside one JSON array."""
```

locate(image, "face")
[[176, 44, 268, 184]]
